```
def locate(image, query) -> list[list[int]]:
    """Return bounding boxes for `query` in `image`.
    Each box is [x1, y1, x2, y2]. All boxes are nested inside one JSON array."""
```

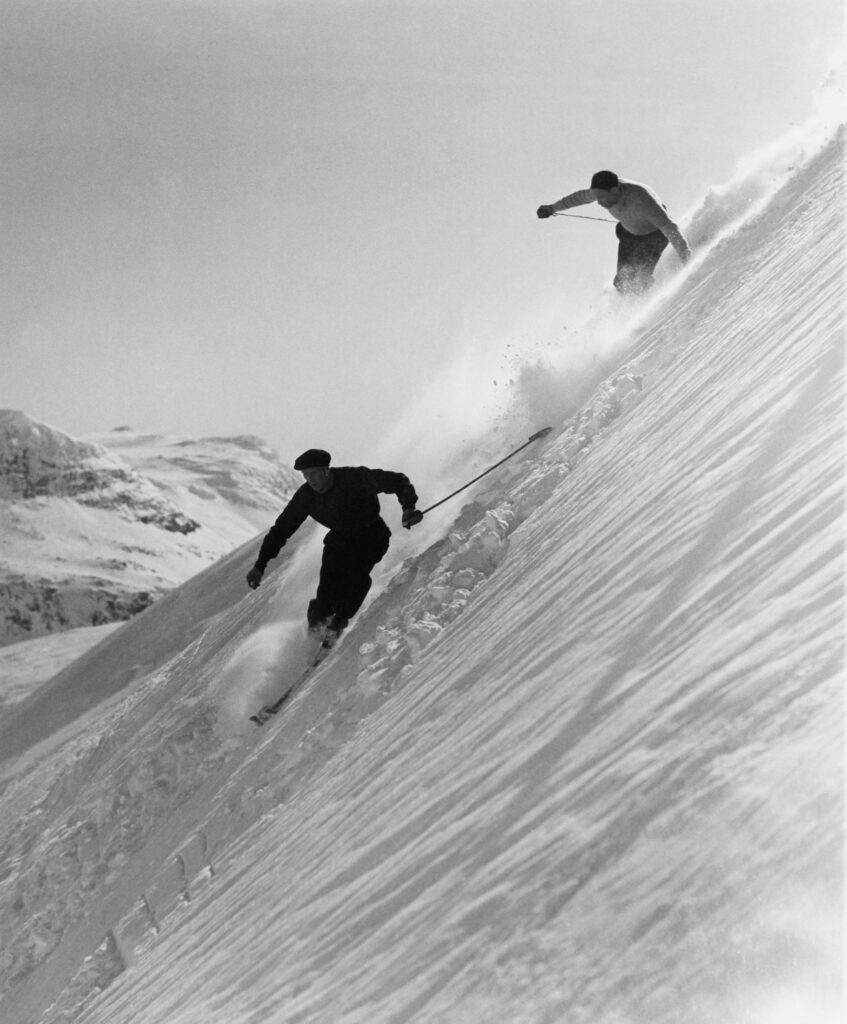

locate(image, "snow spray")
[[212, 620, 315, 733]]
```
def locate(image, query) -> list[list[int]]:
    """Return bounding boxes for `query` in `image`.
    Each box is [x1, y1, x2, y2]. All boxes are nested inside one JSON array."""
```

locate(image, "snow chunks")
[[356, 505, 515, 686]]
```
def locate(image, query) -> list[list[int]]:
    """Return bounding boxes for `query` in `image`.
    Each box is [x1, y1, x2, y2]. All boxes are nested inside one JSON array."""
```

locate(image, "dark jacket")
[[255, 466, 417, 570]]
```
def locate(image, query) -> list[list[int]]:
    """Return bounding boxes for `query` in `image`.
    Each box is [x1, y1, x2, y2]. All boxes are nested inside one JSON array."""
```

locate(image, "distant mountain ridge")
[[0, 411, 298, 646], [0, 411, 201, 532]]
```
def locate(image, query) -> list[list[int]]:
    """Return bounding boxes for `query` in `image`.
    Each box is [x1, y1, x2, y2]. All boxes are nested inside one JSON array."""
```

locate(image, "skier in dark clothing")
[[246, 448, 423, 642], [537, 169, 691, 294]]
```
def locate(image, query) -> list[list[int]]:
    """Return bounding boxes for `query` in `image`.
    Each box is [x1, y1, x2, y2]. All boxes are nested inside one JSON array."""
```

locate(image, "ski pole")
[[420, 427, 553, 517], [553, 211, 615, 223]]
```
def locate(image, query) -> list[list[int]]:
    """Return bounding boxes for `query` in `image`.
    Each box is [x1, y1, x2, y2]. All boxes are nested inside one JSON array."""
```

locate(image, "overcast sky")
[[1, 0, 841, 462]]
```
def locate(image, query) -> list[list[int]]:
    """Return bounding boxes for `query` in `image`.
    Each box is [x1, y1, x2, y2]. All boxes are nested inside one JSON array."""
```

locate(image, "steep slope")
[[0, 416, 298, 646], [0, 625, 124, 709], [0, 129, 842, 1024]]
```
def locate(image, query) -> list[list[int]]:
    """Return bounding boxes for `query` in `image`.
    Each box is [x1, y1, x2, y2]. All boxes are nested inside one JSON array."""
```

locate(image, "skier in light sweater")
[[537, 170, 691, 295]]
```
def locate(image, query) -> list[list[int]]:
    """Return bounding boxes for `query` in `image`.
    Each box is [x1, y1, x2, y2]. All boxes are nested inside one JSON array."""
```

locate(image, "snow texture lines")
[[0, 128, 843, 1024]]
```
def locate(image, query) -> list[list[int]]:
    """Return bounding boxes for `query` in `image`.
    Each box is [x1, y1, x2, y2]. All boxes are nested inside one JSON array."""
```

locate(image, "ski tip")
[[530, 426, 553, 441]]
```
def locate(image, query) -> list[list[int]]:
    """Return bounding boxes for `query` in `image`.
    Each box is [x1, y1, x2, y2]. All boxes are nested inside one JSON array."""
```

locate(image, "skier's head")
[[294, 448, 332, 492], [590, 170, 619, 191], [294, 448, 331, 471], [590, 170, 620, 207]]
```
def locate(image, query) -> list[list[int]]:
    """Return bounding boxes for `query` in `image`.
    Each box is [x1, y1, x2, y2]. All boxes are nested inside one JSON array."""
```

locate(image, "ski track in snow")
[[0, 130, 843, 1024]]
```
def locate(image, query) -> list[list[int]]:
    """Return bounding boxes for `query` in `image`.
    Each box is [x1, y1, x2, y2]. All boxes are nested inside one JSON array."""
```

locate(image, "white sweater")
[[552, 179, 691, 261]]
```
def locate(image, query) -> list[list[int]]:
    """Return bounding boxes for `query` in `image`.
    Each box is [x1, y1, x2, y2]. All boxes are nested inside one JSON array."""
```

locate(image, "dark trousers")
[[307, 521, 391, 629], [614, 223, 668, 294]]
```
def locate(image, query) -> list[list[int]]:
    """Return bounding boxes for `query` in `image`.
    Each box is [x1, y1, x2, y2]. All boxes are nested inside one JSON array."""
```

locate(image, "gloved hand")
[[246, 564, 264, 589], [402, 508, 424, 529], [536, 205, 555, 219]]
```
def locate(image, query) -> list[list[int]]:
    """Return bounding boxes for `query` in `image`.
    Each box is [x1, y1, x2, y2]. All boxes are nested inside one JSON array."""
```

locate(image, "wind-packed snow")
[[0, 112, 843, 1024]]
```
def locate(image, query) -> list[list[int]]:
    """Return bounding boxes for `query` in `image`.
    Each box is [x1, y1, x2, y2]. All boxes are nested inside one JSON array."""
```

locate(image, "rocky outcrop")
[[0, 411, 201, 532], [0, 577, 159, 643], [0, 412, 298, 646]]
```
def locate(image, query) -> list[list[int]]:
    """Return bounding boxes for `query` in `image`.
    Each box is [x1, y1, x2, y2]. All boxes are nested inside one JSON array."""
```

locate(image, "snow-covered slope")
[[0, 626, 124, 709], [0, 416, 298, 647], [0, 124, 842, 1024]]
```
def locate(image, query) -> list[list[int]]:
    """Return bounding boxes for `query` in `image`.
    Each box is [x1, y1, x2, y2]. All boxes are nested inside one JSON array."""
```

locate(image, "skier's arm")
[[247, 491, 311, 588], [659, 219, 692, 263], [632, 187, 692, 262], [364, 468, 418, 508], [364, 468, 423, 528], [537, 189, 595, 219]]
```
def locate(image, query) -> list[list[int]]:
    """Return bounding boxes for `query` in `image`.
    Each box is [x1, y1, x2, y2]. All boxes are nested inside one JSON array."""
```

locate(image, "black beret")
[[294, 448, 331, 470]]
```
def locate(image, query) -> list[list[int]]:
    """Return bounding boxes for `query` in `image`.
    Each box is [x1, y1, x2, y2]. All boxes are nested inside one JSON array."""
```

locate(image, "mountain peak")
[[0, 410, 113, 500], [0, 415, 299, 647]]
